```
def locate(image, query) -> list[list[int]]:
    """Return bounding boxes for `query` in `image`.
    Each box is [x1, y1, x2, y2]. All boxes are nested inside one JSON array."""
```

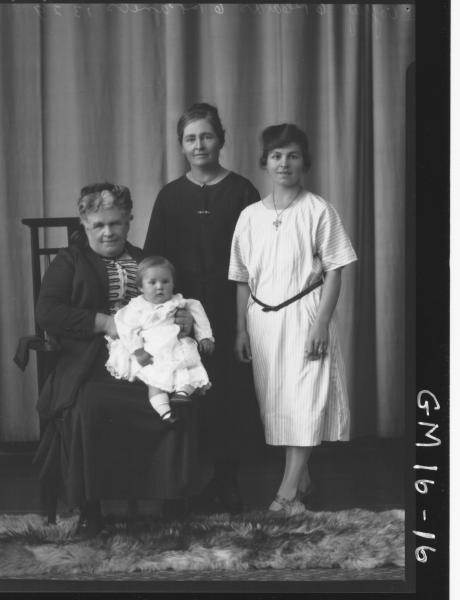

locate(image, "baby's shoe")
[[170, 391, 193, 404], [161, 409, 180, 426]]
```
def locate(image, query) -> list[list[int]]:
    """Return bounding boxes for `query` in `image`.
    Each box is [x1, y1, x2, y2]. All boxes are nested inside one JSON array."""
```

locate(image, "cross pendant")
[[273, 218, 281, 230]]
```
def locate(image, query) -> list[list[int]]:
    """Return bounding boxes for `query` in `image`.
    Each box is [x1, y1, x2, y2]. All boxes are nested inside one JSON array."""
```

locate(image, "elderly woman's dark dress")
[[34, 234, 197, 512]]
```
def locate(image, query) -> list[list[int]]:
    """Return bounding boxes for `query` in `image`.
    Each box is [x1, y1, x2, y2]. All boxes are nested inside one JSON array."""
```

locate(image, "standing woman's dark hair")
[[177, 102, 226, 147], [259, 123, 312, 172]]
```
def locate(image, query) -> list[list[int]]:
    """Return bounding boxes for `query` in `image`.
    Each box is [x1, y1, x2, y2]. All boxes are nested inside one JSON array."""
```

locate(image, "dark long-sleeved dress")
[[144, 172, 261, 463], [34, 239, 197, 509]]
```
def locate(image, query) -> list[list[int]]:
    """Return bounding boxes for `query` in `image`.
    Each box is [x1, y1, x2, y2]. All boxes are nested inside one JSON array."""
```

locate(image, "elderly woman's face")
[[83, 206, 131, 258]]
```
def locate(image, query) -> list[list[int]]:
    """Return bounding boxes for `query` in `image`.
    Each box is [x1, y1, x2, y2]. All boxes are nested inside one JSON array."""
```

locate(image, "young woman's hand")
[[304, 269, 341, 361], [235, 330, 252, 363], [305, 319, 329, 361], [198, 338, 215, 354], [174, 307, 193, 338], [133, 348, 154, 367]]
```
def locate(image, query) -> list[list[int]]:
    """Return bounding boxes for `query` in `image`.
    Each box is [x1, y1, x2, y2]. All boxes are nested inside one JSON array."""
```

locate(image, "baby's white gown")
[[106, 293, 213, 393]]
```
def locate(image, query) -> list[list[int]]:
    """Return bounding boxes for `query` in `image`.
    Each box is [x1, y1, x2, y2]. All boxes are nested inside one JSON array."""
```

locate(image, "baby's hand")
[[198, 338, 215, 355], [133, 348, 154, 367]]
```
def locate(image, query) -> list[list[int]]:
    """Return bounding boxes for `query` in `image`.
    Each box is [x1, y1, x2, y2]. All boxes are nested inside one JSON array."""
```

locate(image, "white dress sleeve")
[[228, 211, 250, 282], [184, 298, 214, 342], [114, 300, 147, 353], [315, 201, 357, 272]]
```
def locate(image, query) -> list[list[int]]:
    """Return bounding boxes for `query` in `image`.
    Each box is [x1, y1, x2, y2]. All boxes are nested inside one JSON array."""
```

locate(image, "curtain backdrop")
[[0, 3, 415, 441]]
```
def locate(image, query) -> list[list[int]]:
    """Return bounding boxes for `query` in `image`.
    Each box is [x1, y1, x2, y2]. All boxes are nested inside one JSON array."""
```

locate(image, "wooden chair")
[[20, 218, 80, 390], [19, 217, 80, 523]]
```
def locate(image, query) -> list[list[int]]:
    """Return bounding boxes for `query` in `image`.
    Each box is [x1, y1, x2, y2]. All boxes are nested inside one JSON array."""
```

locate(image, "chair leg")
[[46, 493, 58, 525], [40, 479, 58, 524]]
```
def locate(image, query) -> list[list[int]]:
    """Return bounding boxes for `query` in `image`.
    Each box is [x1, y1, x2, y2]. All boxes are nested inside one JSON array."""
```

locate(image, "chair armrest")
[[29, 336, 61, 353], [14, 334, 61, 371]]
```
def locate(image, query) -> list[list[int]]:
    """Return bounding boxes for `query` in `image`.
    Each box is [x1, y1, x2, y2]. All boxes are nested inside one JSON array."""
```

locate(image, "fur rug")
[[0, 508, 404, 578]]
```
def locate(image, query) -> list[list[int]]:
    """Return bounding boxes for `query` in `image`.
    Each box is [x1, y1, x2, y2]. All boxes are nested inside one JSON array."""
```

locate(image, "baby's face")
[[140, 266, 174, 304]]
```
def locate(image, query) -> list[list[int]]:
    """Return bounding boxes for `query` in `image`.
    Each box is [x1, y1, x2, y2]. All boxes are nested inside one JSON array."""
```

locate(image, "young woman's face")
[[265, 143, 305, 188], [181, 118, 221, 169], [83, 205, 131, 258], [140, 265, 174, 304]]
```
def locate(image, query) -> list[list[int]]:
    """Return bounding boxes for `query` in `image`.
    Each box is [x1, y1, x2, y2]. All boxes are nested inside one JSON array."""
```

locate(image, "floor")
[[0, 436, 407, 589], [0, 436, 405, 515]]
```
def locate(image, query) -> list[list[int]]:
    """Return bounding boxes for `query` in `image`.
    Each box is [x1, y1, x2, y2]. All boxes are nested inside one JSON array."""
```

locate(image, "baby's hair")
[[136, 256, 176, 288]]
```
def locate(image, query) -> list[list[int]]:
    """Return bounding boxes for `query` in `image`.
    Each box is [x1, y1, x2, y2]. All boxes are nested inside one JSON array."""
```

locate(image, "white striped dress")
[[228, 191, 357, 446]]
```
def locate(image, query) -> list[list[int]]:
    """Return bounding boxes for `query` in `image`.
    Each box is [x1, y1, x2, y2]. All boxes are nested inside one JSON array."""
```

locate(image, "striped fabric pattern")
[[228, 192, 357, 446], [101, 253, 139, 314]]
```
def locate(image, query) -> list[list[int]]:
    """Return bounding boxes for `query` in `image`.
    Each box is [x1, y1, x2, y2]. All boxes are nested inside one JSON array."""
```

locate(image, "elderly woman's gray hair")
[[77, 183, 133, 220]]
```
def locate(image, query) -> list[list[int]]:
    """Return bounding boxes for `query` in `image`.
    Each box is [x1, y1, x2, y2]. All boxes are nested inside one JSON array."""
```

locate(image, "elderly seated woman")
[[34, 182, 197, 536]]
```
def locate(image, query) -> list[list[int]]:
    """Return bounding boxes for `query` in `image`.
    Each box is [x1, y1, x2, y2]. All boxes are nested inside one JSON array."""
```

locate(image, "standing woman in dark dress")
[[144, 103, 260, 512], [34, 182, 196, 535]]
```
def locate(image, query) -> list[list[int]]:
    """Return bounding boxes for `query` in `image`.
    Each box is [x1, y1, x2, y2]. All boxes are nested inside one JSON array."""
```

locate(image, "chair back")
[[22, 217, 81, 337], [21, 217, 80, 391]]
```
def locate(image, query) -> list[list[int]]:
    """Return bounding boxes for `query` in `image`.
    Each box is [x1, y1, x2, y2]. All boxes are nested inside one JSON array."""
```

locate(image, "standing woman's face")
[[181, 118, 221, 169], [265, 143, 305, 189]]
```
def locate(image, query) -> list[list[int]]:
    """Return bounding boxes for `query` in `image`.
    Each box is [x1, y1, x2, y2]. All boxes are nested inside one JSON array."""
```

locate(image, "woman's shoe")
[[75, 512, 105, 537], [296, 481, 317, 504], [192, 473, 243, 514], [268, 494, 307, 517], [75, 500, 111, 538], [163, 497, 190, 520]]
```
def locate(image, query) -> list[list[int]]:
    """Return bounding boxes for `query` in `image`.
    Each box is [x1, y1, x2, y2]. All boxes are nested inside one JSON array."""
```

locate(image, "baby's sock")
[[149, 392, 172, 419], [175, 384, 195, 397]]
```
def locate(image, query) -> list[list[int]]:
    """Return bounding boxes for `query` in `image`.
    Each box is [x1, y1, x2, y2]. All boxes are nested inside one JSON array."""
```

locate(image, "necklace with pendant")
[[272, 187, 302, 230]]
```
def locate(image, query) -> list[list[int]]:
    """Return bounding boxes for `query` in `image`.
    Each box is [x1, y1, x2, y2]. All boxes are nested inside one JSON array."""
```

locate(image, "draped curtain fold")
[[0, 3, 415, 441]]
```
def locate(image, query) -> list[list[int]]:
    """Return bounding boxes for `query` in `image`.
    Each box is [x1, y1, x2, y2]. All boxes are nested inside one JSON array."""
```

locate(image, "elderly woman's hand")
[[94, 313, 118, 339], [174, 307, 193, 338], [104, 315, 119, 339]]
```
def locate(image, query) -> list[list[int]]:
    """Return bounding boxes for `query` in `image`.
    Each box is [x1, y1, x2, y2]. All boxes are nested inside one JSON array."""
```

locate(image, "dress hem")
[[265, 434, 350, 447]]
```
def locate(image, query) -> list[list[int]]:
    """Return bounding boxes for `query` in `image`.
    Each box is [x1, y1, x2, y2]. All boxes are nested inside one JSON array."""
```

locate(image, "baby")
[[106, 256, 214, 423]]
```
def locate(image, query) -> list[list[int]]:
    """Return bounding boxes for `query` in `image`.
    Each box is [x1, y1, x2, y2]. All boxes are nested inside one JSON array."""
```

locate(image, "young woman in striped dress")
[[229, 124, 357, 517]]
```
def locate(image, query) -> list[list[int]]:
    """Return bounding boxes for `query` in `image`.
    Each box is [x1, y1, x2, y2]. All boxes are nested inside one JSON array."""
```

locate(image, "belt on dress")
[[251, 278, 323, 312]]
